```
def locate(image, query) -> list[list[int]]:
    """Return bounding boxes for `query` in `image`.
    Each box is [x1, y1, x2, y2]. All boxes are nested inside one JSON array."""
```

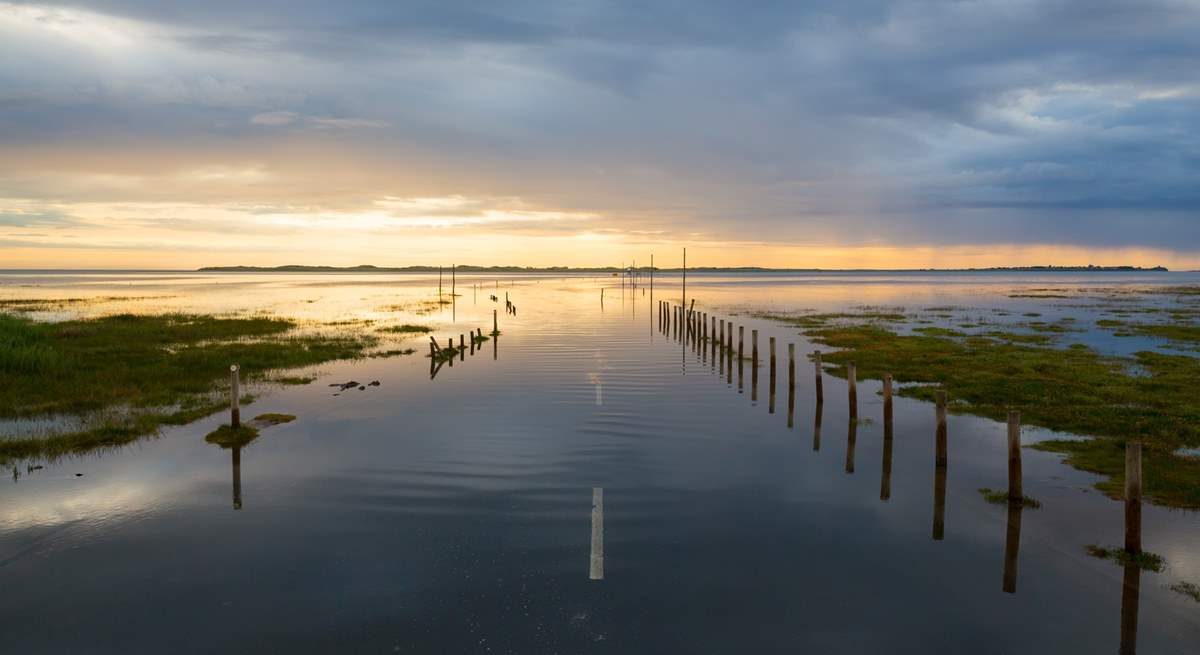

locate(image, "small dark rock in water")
[[329, 380, 360, 391], [27, 465, 44, 472], [75, 473, 83, 477], [368, 380, 381, 387], [358, 386, 366, 390]]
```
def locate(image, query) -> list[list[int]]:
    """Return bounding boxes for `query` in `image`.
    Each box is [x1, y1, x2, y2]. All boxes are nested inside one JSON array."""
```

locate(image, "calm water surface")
[[2, 271, 1199, 653]]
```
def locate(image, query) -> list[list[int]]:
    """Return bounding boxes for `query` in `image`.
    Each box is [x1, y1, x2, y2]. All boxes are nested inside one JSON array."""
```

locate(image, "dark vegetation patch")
[[1170, 581, 1200, 603], [0, 312, 376, 462], [380, 324, 432, 334], [204, 424, 260, 449], [1085, 545, 1165, 572], [977, 488, 1042, 508]]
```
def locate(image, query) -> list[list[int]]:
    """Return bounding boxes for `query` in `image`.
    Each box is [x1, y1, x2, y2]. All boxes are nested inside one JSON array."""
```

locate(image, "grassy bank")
[[779, 321, 1200, 508], [0, 313, 385, 462]]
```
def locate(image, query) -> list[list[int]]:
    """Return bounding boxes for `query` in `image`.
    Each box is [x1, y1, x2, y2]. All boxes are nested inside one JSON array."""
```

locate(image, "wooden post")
[[229, 364, 240, 428], [1007, 411, 1022, 501], [769, 337, 776, 414], [847, 362, 858, 421], [459, 334, 465, 361], [439, 266, 443, 297], [883, 374, 893, 426], [935, 391, 948, 468], [590, 487, 604, 580], [751, 330, 759, 403], [493, 309, 498, 335], [787, 343, 795, 428], [726, 328, 733, 383], [814, 350, 824, 405], [451, 264, 455, 297], [1125, 441, 1142, 554], [719, 319, 724, 351], [737, 326, 744, 393]]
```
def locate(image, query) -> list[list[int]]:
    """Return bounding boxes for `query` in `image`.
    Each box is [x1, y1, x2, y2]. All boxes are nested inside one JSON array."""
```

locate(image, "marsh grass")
[[800, 323, 1200, 507], [977, 488, 1042, 508], [1170, 581, 1200, 603], [0, 312, 376, 462], [1085, 545, 1165, 572], [204, 424, 260, 448], [380, 324, 432, 334]]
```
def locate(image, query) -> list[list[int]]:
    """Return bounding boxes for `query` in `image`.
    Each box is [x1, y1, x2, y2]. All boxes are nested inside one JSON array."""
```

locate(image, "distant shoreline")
[[195, 264, 1171, 273]]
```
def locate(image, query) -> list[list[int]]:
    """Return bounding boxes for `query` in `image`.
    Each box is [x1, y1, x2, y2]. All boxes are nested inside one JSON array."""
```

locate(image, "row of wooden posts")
[[655, 299, 1146, 560]]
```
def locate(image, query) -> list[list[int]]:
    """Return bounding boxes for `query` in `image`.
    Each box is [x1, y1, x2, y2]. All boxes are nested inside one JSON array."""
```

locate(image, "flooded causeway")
[[2, 271, 1199, 653]]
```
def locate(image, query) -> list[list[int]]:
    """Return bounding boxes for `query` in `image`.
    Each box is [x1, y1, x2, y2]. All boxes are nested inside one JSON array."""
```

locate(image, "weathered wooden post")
[[751, 329, 759, 402], [847, 362, 858, 421], [229, 364, 240, 428], [737, 326, 744, 392], [719, 319, 725, 351], [493, 309, 498, 335], [1008, 411, 1023, 501], [1125, 440, 1143, 555], [726, 328, 733, 383], [769, 337, 776, 414], [935, 391, 948, 468], [447, 337, 454, 367], [459, 334, 466, 361], [883, 374, 893, 427], [814, 350, 824, 405], [787, 343, 795, 428], [590, 487, 604, 580]]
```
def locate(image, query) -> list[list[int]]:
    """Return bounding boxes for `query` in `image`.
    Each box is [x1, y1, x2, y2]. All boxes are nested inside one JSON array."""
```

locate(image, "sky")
[[1, 0, 1198, 269]]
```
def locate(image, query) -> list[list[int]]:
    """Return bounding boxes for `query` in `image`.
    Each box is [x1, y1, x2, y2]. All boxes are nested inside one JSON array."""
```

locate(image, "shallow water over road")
[[2, 271, 1199, 653]]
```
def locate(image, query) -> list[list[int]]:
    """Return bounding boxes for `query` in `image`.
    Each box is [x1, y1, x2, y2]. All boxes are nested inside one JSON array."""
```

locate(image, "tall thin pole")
[[682, 247, 686, 318]]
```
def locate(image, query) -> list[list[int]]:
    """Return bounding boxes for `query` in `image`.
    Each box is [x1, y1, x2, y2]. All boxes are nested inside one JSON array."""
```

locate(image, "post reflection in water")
[[813, 400, 823, 451], [1120, 562, 1141, 655], [880, 420, 893, 501], [1002, 502, 1022, 593], [232, 445, 243, 510], [844, 419, 857, 474], [933, 463, 947, 541]]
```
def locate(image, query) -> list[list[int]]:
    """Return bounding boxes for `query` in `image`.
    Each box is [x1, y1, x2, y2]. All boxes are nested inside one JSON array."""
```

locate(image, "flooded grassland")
[[1, 270, 1199, 654]]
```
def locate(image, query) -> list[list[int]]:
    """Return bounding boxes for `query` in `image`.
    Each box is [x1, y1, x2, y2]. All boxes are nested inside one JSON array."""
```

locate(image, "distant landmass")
[[199, 264, 1169, 273]]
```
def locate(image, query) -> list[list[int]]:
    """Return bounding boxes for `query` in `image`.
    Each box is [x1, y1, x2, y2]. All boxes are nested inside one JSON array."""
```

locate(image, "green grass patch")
[[251, 413, 296, 426], [913, 327, 966, 337], [801, 323, 1200, 508], [1085, 545, 1165, 572], [977, 488, 1042, 508], [204, 424, 260, 449], [380, 324, 432, 334], [0, 312, 376, 462]]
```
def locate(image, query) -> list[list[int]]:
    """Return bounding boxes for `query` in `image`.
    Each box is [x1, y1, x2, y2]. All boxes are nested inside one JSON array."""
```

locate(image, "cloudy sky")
[[1, 0, 1198, 269]]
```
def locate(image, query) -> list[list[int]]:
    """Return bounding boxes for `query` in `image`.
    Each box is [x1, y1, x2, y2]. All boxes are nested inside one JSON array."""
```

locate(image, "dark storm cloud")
[[2, 0, 1198, 250]]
